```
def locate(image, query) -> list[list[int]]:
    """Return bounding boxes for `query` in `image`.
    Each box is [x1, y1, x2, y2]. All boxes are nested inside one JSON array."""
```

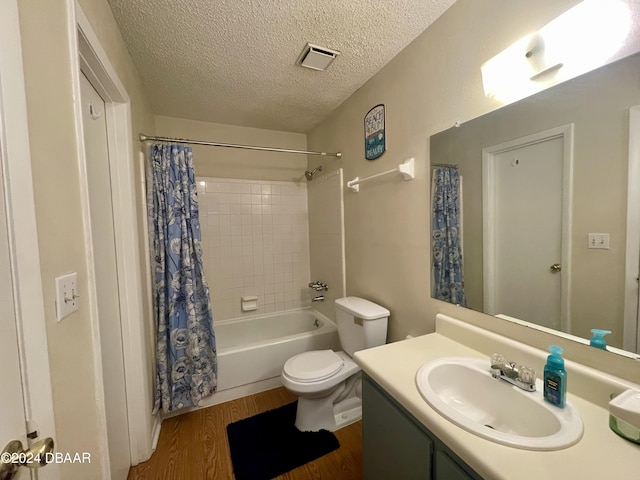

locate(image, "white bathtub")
[[213, 308, 339, 401], [161, 308, 338, 417]]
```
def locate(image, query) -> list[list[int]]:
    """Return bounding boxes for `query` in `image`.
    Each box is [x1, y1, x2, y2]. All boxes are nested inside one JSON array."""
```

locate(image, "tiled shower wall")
[[197, 177, 311, 320]]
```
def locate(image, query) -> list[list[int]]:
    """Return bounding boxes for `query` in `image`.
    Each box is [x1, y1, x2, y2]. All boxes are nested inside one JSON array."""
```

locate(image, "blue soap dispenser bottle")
[[543, 345, 566, 408], [589, 329, 611, 350]]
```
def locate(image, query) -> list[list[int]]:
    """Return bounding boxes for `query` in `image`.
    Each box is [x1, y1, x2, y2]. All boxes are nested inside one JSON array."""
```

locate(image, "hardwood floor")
[[127, 387, 363, 480]]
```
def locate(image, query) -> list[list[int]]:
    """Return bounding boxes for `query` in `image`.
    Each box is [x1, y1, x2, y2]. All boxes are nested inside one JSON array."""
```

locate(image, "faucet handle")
[[518, 365, 536, 384], [490, 353, 505, 368], [309, 281, 328, 291]]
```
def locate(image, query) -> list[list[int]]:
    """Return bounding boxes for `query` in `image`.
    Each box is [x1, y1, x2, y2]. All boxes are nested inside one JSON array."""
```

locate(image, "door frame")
[[482, 124, 574, 332], [69, 2, 158, 465], [623, 105, 640, 353], [0, 1, 59, 478]]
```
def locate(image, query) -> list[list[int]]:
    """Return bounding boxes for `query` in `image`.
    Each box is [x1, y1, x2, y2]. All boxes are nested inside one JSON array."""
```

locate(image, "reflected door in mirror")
[[484, 132, 567, 330]]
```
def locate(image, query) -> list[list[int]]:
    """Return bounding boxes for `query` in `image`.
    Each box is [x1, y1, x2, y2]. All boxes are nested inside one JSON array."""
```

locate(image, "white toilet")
[[281, 296, 389, 432]]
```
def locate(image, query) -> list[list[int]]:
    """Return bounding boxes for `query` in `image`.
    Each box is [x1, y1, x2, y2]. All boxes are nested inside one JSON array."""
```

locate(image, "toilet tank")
[[334, 297, 389, 356]]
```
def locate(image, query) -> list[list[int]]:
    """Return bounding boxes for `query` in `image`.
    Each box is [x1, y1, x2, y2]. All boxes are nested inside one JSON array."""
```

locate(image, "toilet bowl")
[[281, 297, 389, 432]]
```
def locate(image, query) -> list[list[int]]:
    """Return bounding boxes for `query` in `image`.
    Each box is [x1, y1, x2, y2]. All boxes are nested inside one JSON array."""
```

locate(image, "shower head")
[[305, 165, 323, 181]]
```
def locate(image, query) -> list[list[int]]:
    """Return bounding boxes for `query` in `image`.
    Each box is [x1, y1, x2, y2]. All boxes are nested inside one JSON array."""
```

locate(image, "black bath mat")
[[226, 401, 340, 480]]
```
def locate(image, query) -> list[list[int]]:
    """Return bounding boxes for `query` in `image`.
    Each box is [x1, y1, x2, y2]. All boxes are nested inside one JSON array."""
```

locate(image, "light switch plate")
[[55, 272, 79, 321], [588, 233, 610, 249]]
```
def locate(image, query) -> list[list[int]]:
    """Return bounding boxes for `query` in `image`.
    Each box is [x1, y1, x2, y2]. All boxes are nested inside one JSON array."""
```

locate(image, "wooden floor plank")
[[127, 387, 363, 480]]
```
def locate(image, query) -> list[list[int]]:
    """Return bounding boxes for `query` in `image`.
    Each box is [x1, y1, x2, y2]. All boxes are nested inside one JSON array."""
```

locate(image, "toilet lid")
[[283, 350, 344, 383]]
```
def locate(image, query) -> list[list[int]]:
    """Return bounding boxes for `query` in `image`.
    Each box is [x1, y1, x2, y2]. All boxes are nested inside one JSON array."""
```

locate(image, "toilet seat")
[[281, 350, 360, 397], [283, 350, 344, 383]]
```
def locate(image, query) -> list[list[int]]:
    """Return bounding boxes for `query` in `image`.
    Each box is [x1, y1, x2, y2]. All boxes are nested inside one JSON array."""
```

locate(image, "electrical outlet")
[[588, 233, 610, 250], [55, 272, 79, 321]]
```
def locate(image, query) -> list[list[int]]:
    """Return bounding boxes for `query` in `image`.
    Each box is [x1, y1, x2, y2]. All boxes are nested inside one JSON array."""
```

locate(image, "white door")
[[0, 163, 29, 479], [79, 73, 131, 479], [484, 131, 569, 330], [1, 2, 57, 478]]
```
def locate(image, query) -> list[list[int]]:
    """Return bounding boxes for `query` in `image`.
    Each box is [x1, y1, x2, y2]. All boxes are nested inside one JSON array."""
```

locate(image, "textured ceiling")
[[107, 0, 456, 133]]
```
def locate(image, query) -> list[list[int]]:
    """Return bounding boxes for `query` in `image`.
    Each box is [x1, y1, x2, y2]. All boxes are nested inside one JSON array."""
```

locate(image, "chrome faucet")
[[489, 354, 536, 392], [312, 295, 325, 302], [309, 281, 328, 291]]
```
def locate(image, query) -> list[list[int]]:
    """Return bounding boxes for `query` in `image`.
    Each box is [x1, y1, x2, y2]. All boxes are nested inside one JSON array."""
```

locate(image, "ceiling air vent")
[[296, 43, 340, 71]]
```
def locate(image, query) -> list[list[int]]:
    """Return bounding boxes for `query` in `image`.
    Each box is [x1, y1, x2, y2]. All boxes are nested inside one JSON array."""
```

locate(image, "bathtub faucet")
[[312, 295, 325, 302], [309, 281, 328, 291]]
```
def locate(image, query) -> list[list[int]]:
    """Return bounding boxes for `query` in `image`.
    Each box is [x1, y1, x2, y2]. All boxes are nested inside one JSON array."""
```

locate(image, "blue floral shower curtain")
[[147, 143, 217, 413], [432, 167, 466, 306]]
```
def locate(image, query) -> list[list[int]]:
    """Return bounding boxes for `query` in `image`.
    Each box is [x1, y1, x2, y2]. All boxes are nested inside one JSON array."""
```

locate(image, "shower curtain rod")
[[139, 134, 342, 158], [431, 163, 458, 169]]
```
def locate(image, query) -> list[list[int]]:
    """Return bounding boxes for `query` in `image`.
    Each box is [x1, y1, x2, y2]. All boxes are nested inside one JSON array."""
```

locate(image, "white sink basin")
[[415, 357, 583, 450]]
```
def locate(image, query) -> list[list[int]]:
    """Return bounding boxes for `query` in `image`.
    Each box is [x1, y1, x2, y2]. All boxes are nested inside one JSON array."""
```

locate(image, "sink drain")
[[484, 424, 495, 430]]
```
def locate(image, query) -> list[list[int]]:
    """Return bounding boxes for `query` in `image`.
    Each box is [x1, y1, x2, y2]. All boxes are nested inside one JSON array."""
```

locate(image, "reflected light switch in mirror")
[[588, 233, 610, 249]]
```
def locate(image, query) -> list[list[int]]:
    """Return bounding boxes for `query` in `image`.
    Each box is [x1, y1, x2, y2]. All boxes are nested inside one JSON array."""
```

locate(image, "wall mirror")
[[430, 51, 640, 356]]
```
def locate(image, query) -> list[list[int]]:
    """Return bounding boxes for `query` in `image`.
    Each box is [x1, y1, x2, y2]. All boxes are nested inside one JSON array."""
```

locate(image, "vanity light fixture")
[[481, 0, 631, 103]]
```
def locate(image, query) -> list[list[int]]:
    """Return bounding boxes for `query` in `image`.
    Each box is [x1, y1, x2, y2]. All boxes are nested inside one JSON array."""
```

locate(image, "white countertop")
[[353, 327, 640, 480]]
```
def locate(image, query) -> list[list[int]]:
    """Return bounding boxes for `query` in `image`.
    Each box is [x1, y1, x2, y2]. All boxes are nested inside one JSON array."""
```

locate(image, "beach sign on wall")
[[364, 104, 386, 160]]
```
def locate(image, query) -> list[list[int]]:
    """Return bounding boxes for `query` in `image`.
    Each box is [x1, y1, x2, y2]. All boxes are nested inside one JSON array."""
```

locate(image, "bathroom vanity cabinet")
[[362, 375, 483, 480], [356, 316, 640, 480]]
